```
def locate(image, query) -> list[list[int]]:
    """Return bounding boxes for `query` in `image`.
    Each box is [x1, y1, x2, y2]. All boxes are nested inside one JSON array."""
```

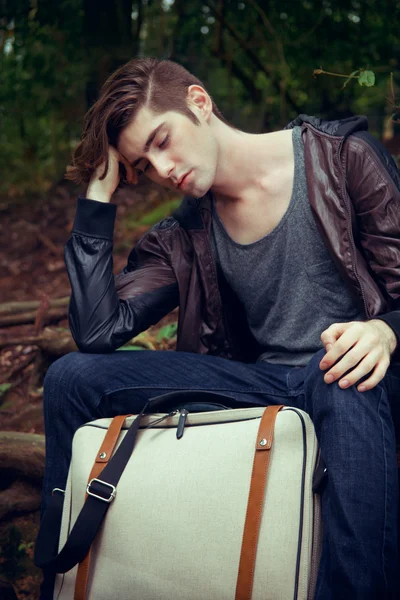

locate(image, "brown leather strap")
[[235, 405, 283, 600], [74, 414, 131, 600]]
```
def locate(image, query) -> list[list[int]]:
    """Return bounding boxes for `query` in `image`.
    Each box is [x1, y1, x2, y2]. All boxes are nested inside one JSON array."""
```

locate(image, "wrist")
[[371, 319, 398, 354], [86, 182, 112, 203]]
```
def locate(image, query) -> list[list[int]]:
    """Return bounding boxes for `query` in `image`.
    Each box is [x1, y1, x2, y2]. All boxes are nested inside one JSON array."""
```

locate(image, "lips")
[[177, 171, 191, 189]]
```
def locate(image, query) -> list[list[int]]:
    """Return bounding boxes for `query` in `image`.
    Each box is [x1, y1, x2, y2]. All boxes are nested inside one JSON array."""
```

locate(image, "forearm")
[[65, 197, 138, 352]]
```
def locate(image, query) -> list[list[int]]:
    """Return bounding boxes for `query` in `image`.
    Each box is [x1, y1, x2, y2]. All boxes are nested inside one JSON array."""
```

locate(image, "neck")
[[209, 115, 292, 204]]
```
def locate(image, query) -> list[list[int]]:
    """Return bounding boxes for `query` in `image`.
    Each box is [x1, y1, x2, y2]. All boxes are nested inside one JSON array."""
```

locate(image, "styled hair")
[[66, 57, 227, 184]]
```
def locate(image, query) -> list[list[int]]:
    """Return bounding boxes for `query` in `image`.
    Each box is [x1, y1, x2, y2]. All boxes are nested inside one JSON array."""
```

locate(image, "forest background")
[[1, 1, 400, 598]]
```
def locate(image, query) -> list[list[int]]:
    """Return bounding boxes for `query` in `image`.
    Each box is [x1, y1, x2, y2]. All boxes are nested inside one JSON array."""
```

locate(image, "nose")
[[151, 155, 174, 180]]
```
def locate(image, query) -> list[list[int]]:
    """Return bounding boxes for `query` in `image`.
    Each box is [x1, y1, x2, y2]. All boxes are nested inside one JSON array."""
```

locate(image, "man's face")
[[117, 105, 218, 197]]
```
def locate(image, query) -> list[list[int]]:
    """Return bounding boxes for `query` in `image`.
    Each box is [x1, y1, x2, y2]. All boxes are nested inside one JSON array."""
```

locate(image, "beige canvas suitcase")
[[51, 404, 323, 600]]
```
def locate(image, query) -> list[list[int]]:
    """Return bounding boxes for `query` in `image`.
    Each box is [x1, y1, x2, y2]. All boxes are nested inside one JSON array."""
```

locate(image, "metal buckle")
[[52, 487, 65, 496], [86, 478, 116, 503]]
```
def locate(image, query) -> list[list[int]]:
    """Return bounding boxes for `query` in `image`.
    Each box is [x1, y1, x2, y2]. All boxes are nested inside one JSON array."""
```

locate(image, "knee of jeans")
[[44, 352, 79, 387], [43, 352, 93, 415], [304, 349, 328, 387], [303, 349, 346, 413]]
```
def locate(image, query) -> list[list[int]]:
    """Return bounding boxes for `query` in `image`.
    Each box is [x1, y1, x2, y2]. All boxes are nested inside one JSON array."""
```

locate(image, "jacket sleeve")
[[345, 132, 400, 348], [65, 197, 179, 353]]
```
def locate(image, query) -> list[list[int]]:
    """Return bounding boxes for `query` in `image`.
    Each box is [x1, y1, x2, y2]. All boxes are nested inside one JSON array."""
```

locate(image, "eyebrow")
[[131, 122, 165, 167]]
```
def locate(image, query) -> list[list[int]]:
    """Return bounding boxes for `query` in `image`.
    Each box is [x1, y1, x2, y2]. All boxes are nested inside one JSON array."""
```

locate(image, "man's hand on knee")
[[319, 320, 397, 392]]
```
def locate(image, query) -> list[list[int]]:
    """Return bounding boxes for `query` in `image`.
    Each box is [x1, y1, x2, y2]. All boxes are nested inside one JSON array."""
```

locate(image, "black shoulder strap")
[[34, 401, 148, 572], [34, 390, 236, 573]]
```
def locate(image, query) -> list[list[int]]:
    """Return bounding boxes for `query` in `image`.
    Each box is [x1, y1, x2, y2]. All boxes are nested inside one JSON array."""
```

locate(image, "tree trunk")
[[83, 0, 134, 107]]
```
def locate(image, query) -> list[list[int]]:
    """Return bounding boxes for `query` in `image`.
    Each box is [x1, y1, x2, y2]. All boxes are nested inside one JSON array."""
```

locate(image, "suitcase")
[[45, 398, 323, 599]]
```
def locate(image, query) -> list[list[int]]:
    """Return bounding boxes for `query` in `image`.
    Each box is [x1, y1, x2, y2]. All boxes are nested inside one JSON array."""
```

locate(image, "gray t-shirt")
[[210, 126, 365, 366]]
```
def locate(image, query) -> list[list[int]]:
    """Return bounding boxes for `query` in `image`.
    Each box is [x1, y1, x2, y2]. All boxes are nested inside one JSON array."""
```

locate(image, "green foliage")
[[1, 0, 399, 198], [119, 331, 156, 350], [0, 0, 85, 196], [117, 345, 144, 351], [0, 526, 28, 581], [157, 322, 177, 343], [0, 383, 12, 397], [358, 70, 376, 87], [125, 197, 183, 231]]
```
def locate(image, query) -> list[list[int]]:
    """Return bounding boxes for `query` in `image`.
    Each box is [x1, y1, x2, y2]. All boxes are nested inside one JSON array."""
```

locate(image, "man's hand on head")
[[319, 320, 397, 392], [86, 147, 136, 203]]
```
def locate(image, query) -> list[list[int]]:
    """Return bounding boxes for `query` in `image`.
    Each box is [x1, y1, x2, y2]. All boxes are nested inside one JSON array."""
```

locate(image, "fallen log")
[[0, 327, 77, 354], [0, 432, 45, 485], [0, 431, 45, 521], [0, 307, 68, 328], [0, 480, 42, 521], [0, 297, 69, 316]]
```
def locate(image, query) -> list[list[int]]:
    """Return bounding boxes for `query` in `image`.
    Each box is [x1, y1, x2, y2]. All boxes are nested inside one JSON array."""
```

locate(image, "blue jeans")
[[41, 349, 400, 599]]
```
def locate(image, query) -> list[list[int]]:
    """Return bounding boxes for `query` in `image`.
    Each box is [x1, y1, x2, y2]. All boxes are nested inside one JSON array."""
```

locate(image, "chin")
[[194, 175, 214, 199]]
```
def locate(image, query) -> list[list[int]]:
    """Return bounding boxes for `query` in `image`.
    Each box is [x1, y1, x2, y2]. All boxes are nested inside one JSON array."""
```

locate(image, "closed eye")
[[159, 134, 169, 149], [135, 133, 169, 175]]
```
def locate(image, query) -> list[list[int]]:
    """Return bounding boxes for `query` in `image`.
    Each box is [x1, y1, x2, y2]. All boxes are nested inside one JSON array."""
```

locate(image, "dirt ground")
[[0, 180, 179, 598]]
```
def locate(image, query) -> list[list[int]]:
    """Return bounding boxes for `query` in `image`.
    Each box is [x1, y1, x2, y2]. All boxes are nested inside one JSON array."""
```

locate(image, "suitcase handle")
[[143, 389, 237, 412]]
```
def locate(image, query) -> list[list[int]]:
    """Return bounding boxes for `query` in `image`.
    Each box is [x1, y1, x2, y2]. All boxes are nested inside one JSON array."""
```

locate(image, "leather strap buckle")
[[86, 478, 116, 503]]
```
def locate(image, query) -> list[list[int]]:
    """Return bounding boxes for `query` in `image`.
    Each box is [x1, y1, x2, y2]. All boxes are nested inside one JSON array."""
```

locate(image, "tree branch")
[[0, 307, 68, 328], [210, 0, 261, 103]]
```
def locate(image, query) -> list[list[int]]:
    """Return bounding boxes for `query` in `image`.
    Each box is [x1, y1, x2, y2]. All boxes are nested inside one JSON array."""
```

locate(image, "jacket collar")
[[284, 113, 369, 137]]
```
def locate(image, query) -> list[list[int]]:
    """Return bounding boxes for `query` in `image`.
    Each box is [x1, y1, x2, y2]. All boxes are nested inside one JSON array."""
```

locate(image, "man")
[[41, 57, 400, 599]]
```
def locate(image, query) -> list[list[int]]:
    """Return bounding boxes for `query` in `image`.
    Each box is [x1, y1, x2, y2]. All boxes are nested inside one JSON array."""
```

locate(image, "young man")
[[41, 58, 400, 599]]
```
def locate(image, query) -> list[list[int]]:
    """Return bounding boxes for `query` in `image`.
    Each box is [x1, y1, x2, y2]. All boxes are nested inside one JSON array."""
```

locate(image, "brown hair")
[[66, 57, 227, 185]]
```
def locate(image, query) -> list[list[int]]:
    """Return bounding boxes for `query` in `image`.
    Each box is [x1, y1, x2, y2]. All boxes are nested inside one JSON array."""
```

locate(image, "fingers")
[[355, 358, 390, 392], [319, 322, 357, 369], [117, 153, 137, 185], [318, 321, 391, 392], [320, 322, 350, 352], [109, 147, 137, 184], [325, 348, 379, 388]]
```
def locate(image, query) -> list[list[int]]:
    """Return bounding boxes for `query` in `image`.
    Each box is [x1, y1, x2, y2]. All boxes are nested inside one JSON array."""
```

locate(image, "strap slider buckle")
[[86, 478, 116, 503]]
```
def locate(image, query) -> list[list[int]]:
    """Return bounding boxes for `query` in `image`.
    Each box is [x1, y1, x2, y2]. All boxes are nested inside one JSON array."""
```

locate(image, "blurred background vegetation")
[[1, 0, 400, 199]]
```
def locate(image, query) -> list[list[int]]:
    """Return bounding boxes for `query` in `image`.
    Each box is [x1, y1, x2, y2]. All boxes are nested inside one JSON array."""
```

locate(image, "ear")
[[186, 85, 212, 121]]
